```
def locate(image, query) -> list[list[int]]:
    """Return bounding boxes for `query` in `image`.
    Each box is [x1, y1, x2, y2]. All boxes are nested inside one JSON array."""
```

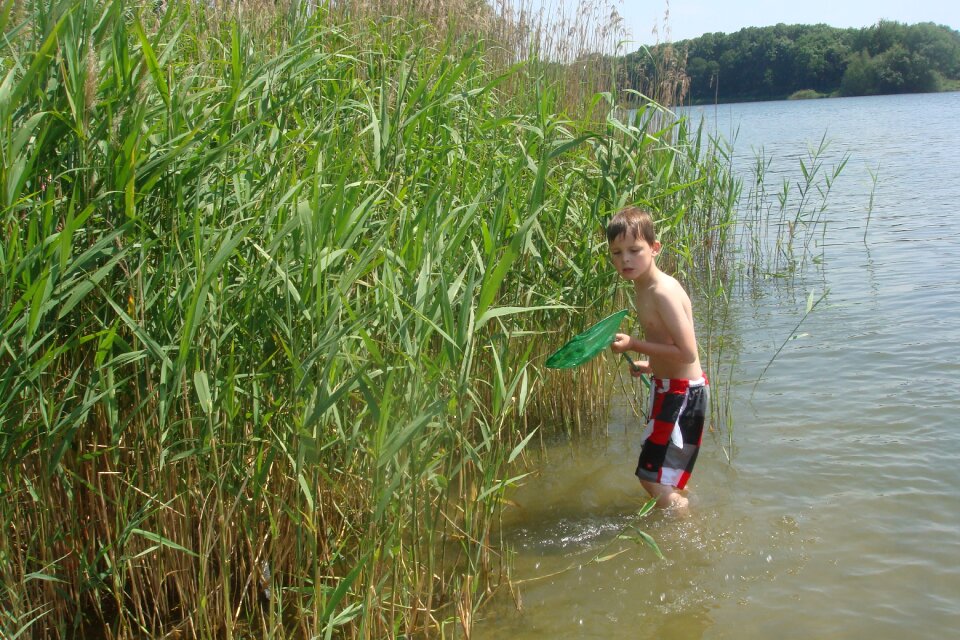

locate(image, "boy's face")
[[608, 232, 660, 281]]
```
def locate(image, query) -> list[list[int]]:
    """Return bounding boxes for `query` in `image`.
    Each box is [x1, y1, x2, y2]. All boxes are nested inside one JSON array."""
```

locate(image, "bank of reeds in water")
[[737, 134, 849, 279], [0, 1, 739, 637]]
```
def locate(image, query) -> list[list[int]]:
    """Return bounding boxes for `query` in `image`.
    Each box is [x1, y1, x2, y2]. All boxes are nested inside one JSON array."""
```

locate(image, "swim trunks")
[[635, 376, 708, 490]]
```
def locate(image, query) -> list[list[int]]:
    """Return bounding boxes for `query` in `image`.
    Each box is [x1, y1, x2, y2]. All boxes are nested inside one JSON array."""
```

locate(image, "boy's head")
[[606, 207, 661, 281], [606, 206, 656, 245]]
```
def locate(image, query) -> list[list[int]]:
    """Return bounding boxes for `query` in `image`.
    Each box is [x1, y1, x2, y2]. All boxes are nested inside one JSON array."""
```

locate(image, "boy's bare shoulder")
[[650, 271, 691, 304]]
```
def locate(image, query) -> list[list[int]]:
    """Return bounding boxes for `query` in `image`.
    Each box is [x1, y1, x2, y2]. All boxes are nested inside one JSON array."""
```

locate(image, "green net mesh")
[[544, 309, 629, 369]]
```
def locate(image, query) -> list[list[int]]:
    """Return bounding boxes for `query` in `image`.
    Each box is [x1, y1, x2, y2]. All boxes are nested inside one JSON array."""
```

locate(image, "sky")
[[618, 0, 960, 46]]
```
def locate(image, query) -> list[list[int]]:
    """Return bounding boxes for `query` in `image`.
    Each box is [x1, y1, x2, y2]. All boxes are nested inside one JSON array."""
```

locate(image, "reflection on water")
[[475, 93, 960, 639]]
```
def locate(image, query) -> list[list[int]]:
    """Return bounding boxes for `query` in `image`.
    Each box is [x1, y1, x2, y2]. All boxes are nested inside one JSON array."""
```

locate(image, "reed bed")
[[736, 135, 849, 278], [1, 1, 739, 637]]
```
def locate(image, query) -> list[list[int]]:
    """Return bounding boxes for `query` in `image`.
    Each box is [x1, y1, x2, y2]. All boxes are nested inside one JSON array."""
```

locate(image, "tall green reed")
[[1, 1, 741, 637], [737, 135, 849, 278]]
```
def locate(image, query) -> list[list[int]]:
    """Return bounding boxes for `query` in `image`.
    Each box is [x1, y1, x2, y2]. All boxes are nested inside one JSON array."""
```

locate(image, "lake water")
[[474, 92, 960, 638]]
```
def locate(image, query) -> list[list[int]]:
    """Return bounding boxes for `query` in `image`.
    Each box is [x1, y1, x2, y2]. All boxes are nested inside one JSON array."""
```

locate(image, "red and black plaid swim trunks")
[[635, 375, 709, 490]]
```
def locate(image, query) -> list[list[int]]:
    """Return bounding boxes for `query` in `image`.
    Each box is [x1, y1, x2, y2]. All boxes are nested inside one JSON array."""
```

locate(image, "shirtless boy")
[[606, 207, 708, 510]]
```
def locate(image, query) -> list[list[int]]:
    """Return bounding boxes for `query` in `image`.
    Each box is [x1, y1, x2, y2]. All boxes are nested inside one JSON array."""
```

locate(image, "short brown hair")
[[606, 206, 656, 245]]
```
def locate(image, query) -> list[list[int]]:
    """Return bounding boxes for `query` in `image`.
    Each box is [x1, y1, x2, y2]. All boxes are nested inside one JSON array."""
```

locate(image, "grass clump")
[[788, 89, 829, 100], [0, 1, 739, 637]]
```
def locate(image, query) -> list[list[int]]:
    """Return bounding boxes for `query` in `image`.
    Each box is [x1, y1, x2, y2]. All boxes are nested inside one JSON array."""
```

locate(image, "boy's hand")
[[627, 359, 652, 377], [610, 333, 633, 354]]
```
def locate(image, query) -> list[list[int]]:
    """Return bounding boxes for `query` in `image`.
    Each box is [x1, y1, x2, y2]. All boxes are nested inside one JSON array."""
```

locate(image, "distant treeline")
[[623, 21, 960, 103]]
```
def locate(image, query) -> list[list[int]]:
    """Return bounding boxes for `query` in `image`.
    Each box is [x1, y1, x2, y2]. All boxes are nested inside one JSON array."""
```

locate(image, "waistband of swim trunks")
[[651, 375, 708, 393]]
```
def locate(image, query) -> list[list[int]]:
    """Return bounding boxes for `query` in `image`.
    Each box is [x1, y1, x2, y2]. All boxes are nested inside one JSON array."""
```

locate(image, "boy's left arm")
[[654, 290, 698, 364]]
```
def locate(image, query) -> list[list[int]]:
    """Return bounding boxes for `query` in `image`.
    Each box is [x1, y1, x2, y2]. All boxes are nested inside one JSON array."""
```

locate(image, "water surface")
[[475, 92, 960, 639]]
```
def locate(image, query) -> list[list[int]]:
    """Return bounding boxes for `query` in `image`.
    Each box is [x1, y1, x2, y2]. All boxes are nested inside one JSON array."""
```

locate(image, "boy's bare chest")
[[634, 299, 669, 340]]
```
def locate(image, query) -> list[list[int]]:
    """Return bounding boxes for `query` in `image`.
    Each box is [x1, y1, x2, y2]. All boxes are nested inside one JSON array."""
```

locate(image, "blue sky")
[[616, 0, 960, 45]]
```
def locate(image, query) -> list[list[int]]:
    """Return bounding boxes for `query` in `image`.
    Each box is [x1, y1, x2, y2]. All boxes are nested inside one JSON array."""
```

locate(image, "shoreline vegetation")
[[1, 1, 838, 637], [625, 21, 960, 105]]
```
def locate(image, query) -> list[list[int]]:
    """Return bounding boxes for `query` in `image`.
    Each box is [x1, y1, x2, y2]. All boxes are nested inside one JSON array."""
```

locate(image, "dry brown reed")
[[177, 1, 685, 115]]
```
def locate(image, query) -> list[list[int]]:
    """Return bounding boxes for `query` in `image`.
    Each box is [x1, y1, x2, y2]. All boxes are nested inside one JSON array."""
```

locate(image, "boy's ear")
[[652, 240, 662, 255]]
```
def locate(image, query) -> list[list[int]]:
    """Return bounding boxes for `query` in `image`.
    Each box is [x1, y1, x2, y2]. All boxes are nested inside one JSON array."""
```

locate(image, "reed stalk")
[[736, 135, 849, 278], [0, 1, 741, 637]]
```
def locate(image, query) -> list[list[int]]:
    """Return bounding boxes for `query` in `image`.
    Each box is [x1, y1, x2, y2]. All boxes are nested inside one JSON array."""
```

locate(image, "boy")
[[606, 207, 708, 510]]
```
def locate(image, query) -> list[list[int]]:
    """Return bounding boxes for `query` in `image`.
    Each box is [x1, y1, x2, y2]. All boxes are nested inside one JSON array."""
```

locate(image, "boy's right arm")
[[612, 334, 651, 374], [610, 332, 636, 354]]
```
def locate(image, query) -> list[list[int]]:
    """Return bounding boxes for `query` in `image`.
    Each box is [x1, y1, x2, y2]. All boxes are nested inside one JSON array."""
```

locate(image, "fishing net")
[[544, 309, 629, 369]]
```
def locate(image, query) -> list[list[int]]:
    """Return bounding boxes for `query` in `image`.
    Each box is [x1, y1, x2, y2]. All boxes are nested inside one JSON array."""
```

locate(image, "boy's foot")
[[664, 493, 690, 517], [642, 480, 690, 511], [669, 493, 689, 510]]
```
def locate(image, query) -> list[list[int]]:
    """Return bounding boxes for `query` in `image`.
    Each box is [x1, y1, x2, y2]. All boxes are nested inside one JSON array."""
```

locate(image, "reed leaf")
[[0, 2, 745, 637]]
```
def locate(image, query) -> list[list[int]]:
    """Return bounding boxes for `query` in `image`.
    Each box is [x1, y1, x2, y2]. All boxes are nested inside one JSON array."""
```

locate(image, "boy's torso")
[[635, 274, 703, 380]]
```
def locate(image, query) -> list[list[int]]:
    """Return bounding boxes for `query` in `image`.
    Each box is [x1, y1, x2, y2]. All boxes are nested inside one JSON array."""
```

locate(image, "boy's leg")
[[640, 479, 688, 509], [636, 379, 707, 509]]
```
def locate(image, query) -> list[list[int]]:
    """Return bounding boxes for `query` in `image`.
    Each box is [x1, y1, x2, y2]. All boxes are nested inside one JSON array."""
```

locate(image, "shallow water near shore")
[[473, 92, 960, 639]]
